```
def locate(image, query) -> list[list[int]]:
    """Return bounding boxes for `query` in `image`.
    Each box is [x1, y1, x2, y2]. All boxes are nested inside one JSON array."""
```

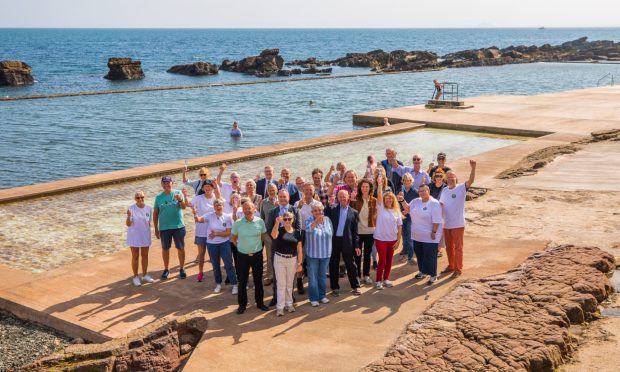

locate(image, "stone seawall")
[[363, 245, 615, 372]]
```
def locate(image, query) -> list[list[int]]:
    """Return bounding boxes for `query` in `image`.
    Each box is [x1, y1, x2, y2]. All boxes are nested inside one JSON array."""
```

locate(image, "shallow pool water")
[[0, 128, 520, 272]]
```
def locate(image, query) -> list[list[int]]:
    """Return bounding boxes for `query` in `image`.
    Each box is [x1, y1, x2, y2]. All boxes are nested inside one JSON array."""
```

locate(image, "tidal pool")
[[0, 128, 521, 272]]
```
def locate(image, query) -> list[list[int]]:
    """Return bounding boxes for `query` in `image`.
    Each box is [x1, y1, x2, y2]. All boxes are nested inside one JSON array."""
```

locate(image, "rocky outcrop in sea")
[[220, 48, 284, 77], [167, 62, 219, 76], [104, 58, 145, 80], [0, 60, 34, 86], [287, 50, 439, 72]]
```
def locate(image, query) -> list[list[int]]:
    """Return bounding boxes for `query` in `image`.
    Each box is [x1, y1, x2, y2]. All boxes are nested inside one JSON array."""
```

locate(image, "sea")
[[1, 28, 619, 189]]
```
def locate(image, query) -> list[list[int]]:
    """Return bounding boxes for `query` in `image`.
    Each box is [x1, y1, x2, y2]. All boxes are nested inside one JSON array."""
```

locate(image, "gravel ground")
[[0, 311, 72, 370]]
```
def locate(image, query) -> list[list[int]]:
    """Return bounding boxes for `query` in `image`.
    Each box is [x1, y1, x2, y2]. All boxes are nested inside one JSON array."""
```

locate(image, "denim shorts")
[[194, 236, 207, 246], [160, 227, 186, 250]]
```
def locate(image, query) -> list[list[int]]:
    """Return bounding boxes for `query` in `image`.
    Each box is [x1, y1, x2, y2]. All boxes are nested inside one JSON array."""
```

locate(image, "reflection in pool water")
[[0, 128, 521, 272]]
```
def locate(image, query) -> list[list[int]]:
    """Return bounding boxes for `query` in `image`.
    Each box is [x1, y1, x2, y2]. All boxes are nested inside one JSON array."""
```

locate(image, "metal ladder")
[[432, 82, 460, 101], [597, 73, 615, 86]]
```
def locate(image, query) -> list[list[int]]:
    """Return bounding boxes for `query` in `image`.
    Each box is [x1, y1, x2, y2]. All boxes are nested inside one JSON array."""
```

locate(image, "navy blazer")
[[265, 204, 301, 239], [381, 159, 404, 191], [278, 183, 299, 203], [325, 204, 359, 251], [256, 178, 278, 198]]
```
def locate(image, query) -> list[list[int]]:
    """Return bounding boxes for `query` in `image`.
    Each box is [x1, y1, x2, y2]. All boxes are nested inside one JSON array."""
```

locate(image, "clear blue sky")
[[1, 0, 618, 28]]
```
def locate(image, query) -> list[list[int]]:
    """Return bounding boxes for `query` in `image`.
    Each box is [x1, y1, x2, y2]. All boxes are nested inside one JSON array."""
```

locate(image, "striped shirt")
[[304, 216, 333, 259]]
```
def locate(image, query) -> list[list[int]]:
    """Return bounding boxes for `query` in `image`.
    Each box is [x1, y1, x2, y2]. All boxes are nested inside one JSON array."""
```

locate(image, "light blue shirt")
[[394, 165, 430, 191], [305, 217, 333, 259], [336, 205, 348, 237], [278, 205, 288, 226]]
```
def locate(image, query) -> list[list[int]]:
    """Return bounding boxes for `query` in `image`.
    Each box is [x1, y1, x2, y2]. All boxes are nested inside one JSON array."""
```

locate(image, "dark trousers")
[[355, 234, 374, 278], [237, 251, 265, 308], [413, 240, 438, 277], [330, 237, 359, 290]]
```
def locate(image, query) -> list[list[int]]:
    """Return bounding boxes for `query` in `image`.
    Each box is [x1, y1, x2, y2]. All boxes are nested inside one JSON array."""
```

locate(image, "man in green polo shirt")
[[231, 201, 268, 314]]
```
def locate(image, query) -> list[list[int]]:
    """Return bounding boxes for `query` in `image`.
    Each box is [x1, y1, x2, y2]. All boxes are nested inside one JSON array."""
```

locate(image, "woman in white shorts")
[[126, 191, 155, 286]]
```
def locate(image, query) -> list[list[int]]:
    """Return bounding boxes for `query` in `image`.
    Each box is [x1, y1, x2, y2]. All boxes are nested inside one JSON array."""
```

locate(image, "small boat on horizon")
[[539, 26, 545, 30]]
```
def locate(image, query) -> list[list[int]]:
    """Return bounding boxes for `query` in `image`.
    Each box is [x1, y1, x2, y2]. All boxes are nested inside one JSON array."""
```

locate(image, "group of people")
[[125, 148, 477, 316]]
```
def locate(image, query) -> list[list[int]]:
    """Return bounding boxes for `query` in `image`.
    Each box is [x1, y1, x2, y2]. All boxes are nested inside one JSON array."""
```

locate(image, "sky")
[[0, 0, 619, 28]]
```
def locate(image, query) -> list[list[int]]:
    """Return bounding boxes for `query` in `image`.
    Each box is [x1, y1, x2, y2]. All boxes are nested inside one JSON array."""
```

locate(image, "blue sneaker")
[[179, 268, 187, 279], [161, 269, 170, 280]]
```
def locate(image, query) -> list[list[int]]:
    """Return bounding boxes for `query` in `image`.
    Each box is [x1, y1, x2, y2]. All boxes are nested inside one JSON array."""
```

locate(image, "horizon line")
[[1, 26, 620, 30]]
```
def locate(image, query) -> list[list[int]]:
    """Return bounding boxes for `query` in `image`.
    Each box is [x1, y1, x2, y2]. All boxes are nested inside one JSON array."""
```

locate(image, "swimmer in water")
[[230, 121, 242, 138], [308, 100, 315, 106]]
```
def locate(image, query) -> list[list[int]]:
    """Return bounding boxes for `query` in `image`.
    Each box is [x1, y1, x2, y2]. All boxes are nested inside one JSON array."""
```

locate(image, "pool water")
[[0, 128, 520, 272]]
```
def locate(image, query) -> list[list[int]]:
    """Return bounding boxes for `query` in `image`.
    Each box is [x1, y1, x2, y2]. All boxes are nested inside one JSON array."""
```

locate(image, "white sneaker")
[[285, 305, 296, 313], [383, 280, 394, 288], [320, 297, 330, 304], [364, 276, 373, 285], [232, 285, 238, 295], [141, 275, 154, 283], [310, 301, 320, 307], [132, 276, 141, 287], [375, 282, 383, 290], [214, 284, 222, 293], [276, 309, 284, 316]]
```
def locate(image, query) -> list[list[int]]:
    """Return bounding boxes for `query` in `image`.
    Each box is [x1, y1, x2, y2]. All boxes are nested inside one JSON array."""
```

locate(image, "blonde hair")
[[245, 179, 256, 188], [383, 192, 403, 218], [401, 173, 413, 183], [199, 167, 210, 176], [375, 168, 388, 189]]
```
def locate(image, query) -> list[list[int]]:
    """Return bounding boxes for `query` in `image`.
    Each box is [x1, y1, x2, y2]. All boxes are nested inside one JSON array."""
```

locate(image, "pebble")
[[0, 311, 72, 370]]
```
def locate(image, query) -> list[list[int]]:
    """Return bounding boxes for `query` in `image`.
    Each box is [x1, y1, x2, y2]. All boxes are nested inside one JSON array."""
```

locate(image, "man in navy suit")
[[256, 165, 278, 199], [278, 168, 298, 204], [381, 148, 404, 190], [325, 190, 361, 296]]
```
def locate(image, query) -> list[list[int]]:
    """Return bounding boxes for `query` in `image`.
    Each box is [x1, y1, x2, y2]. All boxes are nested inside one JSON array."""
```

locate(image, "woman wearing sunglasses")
[[125, 191, 155, 286], [270, 211, 303, 316]]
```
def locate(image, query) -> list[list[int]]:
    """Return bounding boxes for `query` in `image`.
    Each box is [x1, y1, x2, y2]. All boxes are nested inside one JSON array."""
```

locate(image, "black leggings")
[[356, 234, 374, 278]]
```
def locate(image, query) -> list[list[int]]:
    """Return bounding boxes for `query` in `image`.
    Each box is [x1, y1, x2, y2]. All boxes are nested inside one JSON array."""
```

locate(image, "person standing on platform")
[[260, 183, 279, 286], [256, 165, 277, 199], [126, 191, 154, 286], [270, 212, 303, 316], [305, 201, 333, 307], [349, 179, 376, 285], [428, 152, 452, 180], [396, 173, 418, 263], [325, 190, 361, 296], [153, 176, 188, 280], [393, 154, 430, 192], [433, 80, 443, 100], [186, 180, 217, 282], [231, 201, 269, 314], [440, 160, 477, 278]]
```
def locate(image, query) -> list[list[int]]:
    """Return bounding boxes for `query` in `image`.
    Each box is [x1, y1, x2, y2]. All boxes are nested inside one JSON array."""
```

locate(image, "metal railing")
[[431, 82, 460, 101], [597, 73, 615, 86]]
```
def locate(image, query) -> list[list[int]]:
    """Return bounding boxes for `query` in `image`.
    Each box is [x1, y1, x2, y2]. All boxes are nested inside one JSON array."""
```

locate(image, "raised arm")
[[324, 164, 335, 183], [465, 160, 477, 189], [216, 163, 226, 187], [271, 216, 283, 239], [376, 174, 384, 205]]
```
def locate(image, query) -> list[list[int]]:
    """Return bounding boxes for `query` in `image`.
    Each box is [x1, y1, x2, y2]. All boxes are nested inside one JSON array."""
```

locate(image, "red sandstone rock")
[[104, 58, 145, 80], [0, 60, 34, 86], [363, 245, 615, 372]]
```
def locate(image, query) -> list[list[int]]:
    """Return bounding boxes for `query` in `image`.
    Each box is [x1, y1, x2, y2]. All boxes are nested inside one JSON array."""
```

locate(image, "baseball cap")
[[161, 176, 173, 183], [202, 179, 214, 187]]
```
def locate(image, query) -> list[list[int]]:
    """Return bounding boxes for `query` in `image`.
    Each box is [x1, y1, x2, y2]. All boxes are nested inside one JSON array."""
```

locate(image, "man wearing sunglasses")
[[392, 154, 430, 192], [183, 167, 210, 196]]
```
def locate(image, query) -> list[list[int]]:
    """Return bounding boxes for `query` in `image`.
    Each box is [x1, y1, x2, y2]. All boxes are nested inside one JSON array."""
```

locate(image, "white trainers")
[[375, 282, 383, 290], [132, 276, 141, 287], [276, 309, 284, 317], [232, 285, 238, 295], [141, 275, 154, 283], [214, 284, 222, 293], [320, 297, 330, 304], [364, 276, 373, 285], [285, 305, 296, 313], [383, 280, 394, 288], [310, 301, 320, 307]]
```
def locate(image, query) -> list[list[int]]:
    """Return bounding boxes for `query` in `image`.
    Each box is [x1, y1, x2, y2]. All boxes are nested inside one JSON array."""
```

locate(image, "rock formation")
[[441, 37, 620, 68], [0, 61, 34, 86], [220, 48, 284, 77], [287, 50, 439, 72], [363, 245, 615, 371], [167, 62, 219, 76], [24, 311, 208, 372], [104, 58, 145, 80]]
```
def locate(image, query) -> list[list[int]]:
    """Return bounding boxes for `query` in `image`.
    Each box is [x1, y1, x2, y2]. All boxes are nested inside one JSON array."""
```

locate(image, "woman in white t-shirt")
[[400, 184, 442, 285], [193, 199, 238, 295], [373, 174, 403, 290], [188, 180, 217, 283], [125, 191, 155, 287], [439, 160, 476, 278]]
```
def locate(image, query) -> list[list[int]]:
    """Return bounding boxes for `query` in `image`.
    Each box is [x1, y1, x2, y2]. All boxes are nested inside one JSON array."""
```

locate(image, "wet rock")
[[24, 311, 208, 372], [220, 48, 284, 77], [0, 60, 34, 86], [277, 69, 292, 76], [301, 66, 333, 74], [286, 57, 331, 67], [363, 245, 615, 372], [104, 58, 145, 80], [330, 49, 438, 71], [167, 62, 219, 76]]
